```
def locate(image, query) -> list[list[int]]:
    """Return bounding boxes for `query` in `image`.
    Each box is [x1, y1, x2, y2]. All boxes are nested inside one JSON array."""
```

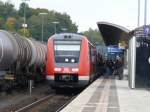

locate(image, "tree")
[[3, 2, 17, 19], [0, 17, 5, 29], [55, 12, 78, 33], [27, 15, 41, 40], [83, 28, 104, 45], [18, 2, 32, 19], [5, 17, 16, 31], [0, 1, 78, 40], [18, 28, 30, 37], [27, 9, 78, 41]]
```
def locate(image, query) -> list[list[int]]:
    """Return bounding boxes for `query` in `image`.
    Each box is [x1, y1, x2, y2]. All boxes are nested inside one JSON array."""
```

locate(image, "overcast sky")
[[2, 0, 150, 32]]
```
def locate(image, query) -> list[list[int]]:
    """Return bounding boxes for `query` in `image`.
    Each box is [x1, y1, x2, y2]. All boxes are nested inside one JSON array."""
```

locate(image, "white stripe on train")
[[46, 75, 89, 80]]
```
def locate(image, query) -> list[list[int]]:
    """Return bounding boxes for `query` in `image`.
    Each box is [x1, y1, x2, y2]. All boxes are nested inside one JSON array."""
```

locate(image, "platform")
[[61, 76, 150, 112]]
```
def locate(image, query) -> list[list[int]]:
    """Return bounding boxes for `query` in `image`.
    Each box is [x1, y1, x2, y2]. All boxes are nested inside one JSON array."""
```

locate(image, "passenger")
[[105, 61, 110, 78], [114, 56, 123, 80], [105, 59, 114, 78], [110, 60, 115, 75]]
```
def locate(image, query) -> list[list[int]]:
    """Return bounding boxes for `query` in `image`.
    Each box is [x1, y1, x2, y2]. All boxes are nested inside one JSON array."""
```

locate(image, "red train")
[[46, 33, 97, 88]]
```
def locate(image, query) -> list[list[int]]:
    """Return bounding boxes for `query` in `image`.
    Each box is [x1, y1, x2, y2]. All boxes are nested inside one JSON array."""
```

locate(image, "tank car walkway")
[[61, 76, 150, 112]]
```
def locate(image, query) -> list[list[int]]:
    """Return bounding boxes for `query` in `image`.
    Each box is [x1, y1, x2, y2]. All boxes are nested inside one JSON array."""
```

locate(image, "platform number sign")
[[144, 25, 150, 35]]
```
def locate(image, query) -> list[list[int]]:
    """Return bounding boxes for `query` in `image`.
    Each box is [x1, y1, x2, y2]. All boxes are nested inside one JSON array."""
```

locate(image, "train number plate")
[[61, 75, 71, 81]]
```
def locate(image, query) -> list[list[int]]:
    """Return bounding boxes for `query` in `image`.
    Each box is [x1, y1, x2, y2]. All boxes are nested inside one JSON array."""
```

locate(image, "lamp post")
[[52, 21, 59, 34], [137, 0, 148, 26], [137, 0, 140, 27], [22, 0, 30, 36], [144, 0, 147, 25], [39, 13, 48, 42]]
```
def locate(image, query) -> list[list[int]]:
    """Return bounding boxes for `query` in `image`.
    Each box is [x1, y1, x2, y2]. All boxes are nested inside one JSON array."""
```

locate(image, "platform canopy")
[[97, 22, 130, 46]]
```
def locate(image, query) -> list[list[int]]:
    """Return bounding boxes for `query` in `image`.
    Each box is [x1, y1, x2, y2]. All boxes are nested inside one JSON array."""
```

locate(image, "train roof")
[[50, 33, 95, 47], [51, 33, 83, 40]]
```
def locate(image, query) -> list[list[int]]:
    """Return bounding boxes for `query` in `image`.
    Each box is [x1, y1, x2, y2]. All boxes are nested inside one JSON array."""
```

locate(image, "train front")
[[46, 33, 90, 88]]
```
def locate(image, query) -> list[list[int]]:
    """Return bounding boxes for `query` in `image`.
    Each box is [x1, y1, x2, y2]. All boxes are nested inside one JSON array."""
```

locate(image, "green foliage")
[[18, 2, 32, 19], [54, 12, 78, 33], [0, 17, 5, 29], [18, 28, 30, 37], [0, 0, 78, 41], [82, 28, 104, 45], [0, 1, 17, 19], [5, 17, 16, 31]]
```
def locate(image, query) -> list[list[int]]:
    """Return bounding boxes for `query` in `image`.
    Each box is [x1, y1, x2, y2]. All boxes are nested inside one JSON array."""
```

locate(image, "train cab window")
[[54, 40, 81, 63]]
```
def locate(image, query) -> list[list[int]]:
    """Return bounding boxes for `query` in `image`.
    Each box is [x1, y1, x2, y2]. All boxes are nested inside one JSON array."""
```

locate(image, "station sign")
[[107, 46, 123, 53], [144, 25, 150, 35]]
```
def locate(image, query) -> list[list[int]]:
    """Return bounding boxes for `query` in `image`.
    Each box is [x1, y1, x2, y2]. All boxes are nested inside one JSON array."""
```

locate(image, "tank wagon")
[[46, 33, 97, 88], [0, 30, 47, 91]]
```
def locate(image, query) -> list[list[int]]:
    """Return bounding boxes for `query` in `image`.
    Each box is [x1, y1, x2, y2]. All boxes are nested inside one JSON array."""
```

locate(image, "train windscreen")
[[54, 40, 81, 63]]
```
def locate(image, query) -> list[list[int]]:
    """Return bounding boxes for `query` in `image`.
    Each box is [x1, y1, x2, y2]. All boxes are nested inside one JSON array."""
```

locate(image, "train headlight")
[[65, 58, 69, 62], [72, 68, 79, 72], [54, 67, 62, 72], [71, 59, 75, 63]]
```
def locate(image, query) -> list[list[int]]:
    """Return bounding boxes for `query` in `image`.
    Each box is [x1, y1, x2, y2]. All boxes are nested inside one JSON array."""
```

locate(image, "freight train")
[[46, 33, 97, 88], [0, 30, 47, 91]]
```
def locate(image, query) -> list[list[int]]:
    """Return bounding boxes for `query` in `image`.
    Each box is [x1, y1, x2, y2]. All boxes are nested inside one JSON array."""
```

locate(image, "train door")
[[89, 45, 96, 81]]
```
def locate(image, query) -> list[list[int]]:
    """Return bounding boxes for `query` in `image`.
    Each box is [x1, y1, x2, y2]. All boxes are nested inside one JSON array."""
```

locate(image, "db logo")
[[63, 68, 69, 72]]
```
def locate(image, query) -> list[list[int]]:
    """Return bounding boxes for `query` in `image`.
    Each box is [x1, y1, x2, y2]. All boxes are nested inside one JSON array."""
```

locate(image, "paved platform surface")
[[61, 76, 150, 112]]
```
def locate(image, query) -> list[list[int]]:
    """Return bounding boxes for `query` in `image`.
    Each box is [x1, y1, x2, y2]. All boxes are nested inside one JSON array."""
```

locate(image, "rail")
[[15, 94, 54, 112]]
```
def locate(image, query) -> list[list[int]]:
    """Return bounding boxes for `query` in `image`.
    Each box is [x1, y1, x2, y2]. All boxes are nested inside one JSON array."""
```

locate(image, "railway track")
[[0, 80, 83, 112], [13, 89, 80, 112], [15, 94, 55, 112], [55, 95, 77, 112]]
